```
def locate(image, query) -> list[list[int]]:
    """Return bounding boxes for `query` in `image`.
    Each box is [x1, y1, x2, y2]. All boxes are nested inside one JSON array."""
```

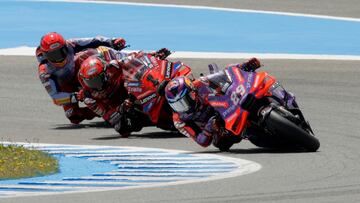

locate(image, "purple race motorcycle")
[[203, 63, 320, 152]]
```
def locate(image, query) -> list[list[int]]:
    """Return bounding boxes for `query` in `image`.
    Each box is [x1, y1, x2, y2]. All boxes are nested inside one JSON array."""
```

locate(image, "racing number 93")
[[231, 85, 246, 105]]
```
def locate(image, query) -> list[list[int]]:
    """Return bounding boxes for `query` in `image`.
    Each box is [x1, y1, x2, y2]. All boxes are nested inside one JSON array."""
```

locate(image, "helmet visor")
[[168, 93, 196, 113], [83, 72, 106, 91], [45, 46, 68, 63]]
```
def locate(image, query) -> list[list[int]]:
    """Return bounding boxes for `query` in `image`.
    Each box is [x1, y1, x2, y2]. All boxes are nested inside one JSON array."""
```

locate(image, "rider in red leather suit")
[[78, 49, 171, 136], [36, 32, 126, 124]]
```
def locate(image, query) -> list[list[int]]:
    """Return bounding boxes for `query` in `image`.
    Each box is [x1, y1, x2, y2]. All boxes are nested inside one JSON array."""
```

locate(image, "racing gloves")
[[241, 58, 262, 72], [112, 38, 127, 50], [154, 48, 171, 60]]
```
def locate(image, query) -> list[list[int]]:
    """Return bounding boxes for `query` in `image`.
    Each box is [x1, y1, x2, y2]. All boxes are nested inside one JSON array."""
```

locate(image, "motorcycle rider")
[[164, 58, 262, 148], [36, 32, 127, 124], [78, 48, 171, 136]]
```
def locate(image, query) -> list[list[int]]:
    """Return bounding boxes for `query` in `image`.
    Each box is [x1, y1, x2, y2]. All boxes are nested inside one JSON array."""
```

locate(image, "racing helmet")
[[40, 32, 68, 67], [165, 76, 198, 113], [79, 56, 108, 91]]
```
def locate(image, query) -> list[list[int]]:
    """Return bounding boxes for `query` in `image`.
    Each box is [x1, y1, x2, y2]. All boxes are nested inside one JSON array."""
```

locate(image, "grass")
[[0, 144, 59, 180]]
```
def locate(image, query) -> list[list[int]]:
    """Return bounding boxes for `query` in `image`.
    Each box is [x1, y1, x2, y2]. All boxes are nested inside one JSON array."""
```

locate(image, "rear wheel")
[[247, 126, 288, 148], [264, 108, 320, 152]]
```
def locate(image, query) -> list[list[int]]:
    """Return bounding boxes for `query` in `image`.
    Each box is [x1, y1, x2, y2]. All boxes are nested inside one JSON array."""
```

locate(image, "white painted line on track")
[[113, 169, 233, 173], [33, 0, 360, 22], [64, 153, 182, 157], [92, 172, 221, 177], [114, 164, 236, 168], [108, 160, 231, 164], [0, 185, 75, 191], [2, 46, 360, 60], [19, 181, 135, 186], [45, 150, 169, 154], [3, 1, 360, 60], [0, 142, 261, 198], [63, 176, 191, 181], [88, 157, 222, 161]]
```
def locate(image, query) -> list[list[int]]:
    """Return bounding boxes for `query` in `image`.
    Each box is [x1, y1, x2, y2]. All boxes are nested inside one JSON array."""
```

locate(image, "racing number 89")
[[231, 85, 246, 105]]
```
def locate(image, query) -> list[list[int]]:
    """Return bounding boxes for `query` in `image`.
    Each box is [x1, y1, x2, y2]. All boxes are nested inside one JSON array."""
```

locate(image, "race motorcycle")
[[120, 50, 193, 131], [204, 63, 320, 152]]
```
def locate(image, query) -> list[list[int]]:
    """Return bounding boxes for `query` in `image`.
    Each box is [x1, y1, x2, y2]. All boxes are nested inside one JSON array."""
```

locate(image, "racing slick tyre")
[[247, 126, 288, 149], [264, 109, 320, 152]]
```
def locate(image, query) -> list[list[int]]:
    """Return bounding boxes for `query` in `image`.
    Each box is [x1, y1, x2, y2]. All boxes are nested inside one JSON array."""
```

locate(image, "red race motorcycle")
[[204, 63, 320, 151], [121, 50, 193, 131]]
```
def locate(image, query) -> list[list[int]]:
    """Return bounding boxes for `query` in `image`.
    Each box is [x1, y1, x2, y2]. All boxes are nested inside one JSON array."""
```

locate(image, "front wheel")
[[264, 108, 320, 152], [213, 131, 242, 151]]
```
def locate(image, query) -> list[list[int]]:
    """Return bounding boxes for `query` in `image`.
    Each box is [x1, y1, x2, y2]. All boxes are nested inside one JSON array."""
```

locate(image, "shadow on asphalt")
[[52, 121, 111, 130], [195, 147, 309, 154], [130, 131, 184, 139], [92, 134, 122, 140], [228, 147, 309, 154], [92, 131, 185, 140]]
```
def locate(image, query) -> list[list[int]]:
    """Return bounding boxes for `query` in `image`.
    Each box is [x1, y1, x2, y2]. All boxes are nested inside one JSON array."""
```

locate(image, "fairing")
[[122, 53, 192, 123], [207, 66, 276, 135]]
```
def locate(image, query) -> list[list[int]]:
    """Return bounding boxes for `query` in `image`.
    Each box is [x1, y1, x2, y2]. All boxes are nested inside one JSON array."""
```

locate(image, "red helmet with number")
[[79, 56, 108, 91], [40, 32, 68, 67]]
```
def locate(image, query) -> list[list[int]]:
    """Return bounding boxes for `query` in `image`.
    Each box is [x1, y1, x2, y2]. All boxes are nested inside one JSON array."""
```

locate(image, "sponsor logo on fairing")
[[165, 62, 172, 79], [141, 56, 154, 69], [173, 63, 182, 71], [209, 101, 229, 108], [246, 72, 254, 89], [222, 104, 237, 118], [128, 87, 143, 93], [140, 93, 157, 104], [126, 82, 141, 87]]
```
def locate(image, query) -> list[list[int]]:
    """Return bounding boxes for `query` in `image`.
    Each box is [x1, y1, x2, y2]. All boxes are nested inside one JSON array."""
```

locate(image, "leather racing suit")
[[36, 36, 124, 124], [78, 47, 133, 135], [171, 58, 263, 148]]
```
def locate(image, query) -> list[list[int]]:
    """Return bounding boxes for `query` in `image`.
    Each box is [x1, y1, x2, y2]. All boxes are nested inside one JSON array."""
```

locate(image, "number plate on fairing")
[[208, 66, 256, 135]]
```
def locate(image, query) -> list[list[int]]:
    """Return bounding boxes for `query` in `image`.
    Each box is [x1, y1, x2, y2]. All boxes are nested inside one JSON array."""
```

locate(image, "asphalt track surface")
[[1, 1, 360, 202]]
